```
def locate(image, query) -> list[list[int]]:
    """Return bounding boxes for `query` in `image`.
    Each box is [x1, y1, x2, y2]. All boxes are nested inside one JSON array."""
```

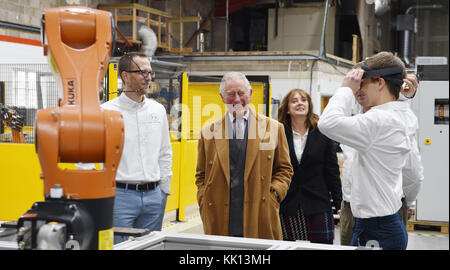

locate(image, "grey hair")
[[219, 72, 252, 95]]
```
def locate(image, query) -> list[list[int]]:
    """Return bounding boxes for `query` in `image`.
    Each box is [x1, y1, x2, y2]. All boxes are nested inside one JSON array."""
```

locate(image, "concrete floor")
[[161, 208, 449, 250]]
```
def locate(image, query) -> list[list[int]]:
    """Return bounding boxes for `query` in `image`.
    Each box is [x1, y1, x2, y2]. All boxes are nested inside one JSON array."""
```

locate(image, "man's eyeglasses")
[[127, 70, 156, 79], [224, 90, 248, 98], [126, 54, 155, 80]]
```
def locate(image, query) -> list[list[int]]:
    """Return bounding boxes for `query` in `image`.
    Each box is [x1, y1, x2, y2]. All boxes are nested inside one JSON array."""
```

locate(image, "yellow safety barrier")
[[0, 141, 181, 221], [108, 62, 119, 100], [166, 141, 180, 212], [177, 140, 198, 221], [0, 143, 43, 221]]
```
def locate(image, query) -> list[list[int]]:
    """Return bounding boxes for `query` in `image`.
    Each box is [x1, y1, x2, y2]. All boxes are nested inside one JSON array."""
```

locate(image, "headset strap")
[[361, 64, 404, 86]]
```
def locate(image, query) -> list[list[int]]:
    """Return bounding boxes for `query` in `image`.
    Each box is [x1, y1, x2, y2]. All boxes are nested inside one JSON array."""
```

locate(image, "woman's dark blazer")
[[280, 124, 342, 216]]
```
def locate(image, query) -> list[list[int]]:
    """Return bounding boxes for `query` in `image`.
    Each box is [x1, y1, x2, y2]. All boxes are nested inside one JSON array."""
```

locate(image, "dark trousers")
[[350, 212, 408, 250], [341, 199, 409, 246]]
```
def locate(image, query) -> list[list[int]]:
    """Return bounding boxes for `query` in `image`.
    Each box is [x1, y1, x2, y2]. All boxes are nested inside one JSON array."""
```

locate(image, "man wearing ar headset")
[[318, 52, 423, 250]]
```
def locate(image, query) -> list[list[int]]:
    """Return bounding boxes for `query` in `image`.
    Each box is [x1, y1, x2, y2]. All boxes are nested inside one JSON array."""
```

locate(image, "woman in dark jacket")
[[278, 89, 342, 244]]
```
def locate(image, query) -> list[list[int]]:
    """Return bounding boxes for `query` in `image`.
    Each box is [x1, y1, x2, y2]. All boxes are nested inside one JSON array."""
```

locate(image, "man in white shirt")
[[338, 74, 423, 246], [318, 52, 422, 250], [78, 52, 172, 244]]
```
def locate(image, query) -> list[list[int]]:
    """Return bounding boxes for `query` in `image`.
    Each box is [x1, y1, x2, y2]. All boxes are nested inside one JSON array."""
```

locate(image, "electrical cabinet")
[[412, 64, 449, 223]]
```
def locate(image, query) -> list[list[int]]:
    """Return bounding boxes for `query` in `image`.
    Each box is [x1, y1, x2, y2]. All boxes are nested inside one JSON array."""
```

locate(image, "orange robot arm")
[[36, 6, 124, 200]]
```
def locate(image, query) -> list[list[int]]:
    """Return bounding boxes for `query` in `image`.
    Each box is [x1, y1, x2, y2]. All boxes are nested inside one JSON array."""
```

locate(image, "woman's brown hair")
[[277, 89, 319, 130]]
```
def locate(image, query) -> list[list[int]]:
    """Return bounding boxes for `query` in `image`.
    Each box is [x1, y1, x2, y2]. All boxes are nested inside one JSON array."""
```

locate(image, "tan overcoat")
[[195, 109, 293, 240]]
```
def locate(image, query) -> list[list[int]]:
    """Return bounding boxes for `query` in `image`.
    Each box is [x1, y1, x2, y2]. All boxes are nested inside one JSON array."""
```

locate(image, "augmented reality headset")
[[361, 64, 404, 86]]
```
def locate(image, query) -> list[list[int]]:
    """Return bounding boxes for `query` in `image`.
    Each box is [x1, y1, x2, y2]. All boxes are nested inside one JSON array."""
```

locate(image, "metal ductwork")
[[116, 21, 157, 59], [374, 0, 390, 16], [115, 21, 184, 76], [402, 4, 443, 67], [138, 25, 158, 60], [319, 0, 331, 59]]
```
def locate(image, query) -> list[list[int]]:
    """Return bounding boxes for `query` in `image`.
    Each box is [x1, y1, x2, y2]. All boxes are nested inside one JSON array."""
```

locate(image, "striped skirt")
[[280, 208, 335, 244]]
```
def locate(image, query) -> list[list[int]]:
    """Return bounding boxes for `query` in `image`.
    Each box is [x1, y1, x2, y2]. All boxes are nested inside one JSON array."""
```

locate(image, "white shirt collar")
[[227, 108, 250, 122], [292, 128, 309, 138], [371, 100, 405, 111], [119, 92, 146, 108]]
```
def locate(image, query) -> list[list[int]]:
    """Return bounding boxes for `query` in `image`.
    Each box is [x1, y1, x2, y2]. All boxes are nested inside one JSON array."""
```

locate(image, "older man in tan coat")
[[195, 72, 293, 240]]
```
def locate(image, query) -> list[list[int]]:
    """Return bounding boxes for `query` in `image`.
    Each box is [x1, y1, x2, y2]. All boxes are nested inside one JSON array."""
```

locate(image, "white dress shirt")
[[340, 100, 424, 207], [77, 93, 173, 194], [318, 87, 413, 218], [292, 129, 309, 163]]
